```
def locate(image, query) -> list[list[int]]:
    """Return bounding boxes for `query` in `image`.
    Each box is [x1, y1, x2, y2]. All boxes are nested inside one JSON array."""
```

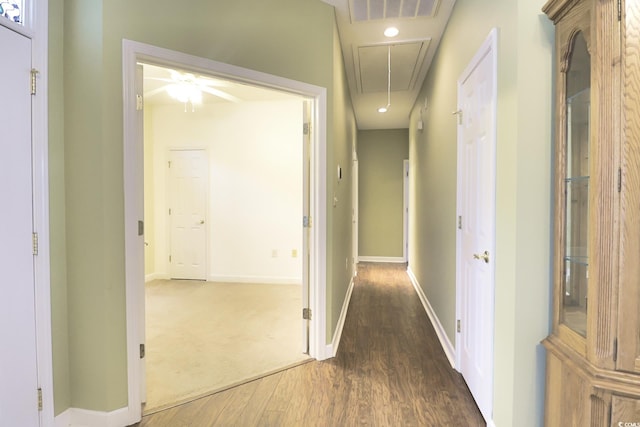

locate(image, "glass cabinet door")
[[562, 32, 590, 336]]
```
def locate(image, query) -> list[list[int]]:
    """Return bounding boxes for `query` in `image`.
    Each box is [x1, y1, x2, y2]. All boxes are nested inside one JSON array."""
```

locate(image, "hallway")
[[134, 263, 485, 426]]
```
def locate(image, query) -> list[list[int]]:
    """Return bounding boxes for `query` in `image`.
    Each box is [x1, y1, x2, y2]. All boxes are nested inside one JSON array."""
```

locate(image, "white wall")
[[144, 99, 304, 284]]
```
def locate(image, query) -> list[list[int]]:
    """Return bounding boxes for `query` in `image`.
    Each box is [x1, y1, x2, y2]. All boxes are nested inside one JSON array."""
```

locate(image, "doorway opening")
[[123, 40, 328, 422], [139, 61, 312, 412]]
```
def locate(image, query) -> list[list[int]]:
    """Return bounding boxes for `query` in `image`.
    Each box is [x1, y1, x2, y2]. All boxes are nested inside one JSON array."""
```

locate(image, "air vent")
[[350, 0, 439, 22]]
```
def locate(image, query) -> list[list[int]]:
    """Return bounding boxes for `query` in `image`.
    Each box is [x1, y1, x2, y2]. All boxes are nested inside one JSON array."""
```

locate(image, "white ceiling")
[[143, 0, 456, 130], [323, 0, 457, 129]]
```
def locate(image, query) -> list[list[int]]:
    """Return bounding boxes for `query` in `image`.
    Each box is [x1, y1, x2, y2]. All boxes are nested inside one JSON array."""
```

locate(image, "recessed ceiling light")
[[378, 106, 388, 113], [384, 27, 399, 38]]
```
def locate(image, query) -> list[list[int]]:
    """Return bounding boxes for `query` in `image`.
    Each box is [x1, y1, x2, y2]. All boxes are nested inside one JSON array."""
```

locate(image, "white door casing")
[[123, 40, 328, 425], [302, 100, 312, 353], [168, 149, 208, 280], [455, 28, 497, 424], [0, 24, 39, 427]]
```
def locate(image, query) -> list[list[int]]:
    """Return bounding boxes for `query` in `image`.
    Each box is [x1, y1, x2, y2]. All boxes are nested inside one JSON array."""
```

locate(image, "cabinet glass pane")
[[561, 32, 590, 337]]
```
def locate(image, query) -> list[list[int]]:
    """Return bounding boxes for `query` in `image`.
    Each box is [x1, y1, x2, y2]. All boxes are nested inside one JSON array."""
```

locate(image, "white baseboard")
[[144, 272, 167, 282], [326, 275, 356, 358], [406, 266, 456, 369], [358, 256, 405, 263], [55, 407, 133, 427], [208, 275, 301, 285]]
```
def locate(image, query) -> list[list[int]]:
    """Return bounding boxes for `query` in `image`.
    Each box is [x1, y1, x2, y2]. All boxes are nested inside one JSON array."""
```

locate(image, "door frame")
[[122, 39, 328, 423], [1, 1, 54, 425], [454, 27, 498, 424]]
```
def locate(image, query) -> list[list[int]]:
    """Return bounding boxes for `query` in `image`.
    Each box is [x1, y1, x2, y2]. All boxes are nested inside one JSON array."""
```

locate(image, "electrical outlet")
[[292, 249, 298, 258]]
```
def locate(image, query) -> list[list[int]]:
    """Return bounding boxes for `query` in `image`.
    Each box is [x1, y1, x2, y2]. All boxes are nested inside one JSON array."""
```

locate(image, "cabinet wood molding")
[[543, 0, 640, 424]]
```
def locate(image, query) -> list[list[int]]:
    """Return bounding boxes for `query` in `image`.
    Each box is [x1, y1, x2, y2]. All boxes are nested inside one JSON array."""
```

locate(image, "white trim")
[[325, 275, 356, 358], [358, 256, 406, 263], [144, 273, 167, 283], [406, 267, 456, 368], [123, 39, 328, 424], [488, 420, 497, 427], [54, 407, 129, 427], [30, 0, 55, 425]]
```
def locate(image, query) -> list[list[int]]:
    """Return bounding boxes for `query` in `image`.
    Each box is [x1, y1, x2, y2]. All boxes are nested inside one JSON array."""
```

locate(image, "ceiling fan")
[[144, 67, 242, 109]]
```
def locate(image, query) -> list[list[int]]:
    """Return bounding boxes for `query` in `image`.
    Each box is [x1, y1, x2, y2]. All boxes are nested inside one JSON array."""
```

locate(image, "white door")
[[352, 157, 359, 271], [456, 29, 497, 423], [403, 160, 409, 262], [168, 149, 208, 280], [0, 24, 40, 427]]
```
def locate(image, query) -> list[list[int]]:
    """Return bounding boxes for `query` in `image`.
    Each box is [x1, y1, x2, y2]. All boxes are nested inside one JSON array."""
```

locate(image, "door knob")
[[473, 250, 490, 263], [199, 220, 205, 225]]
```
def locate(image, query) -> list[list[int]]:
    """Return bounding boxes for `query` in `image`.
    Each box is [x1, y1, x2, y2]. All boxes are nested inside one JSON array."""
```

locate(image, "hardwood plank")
[[133, 263, 485, 427]]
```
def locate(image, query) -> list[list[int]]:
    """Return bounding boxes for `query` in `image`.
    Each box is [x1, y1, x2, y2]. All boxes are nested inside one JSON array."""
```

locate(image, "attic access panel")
[[356, 41, 430, 94]]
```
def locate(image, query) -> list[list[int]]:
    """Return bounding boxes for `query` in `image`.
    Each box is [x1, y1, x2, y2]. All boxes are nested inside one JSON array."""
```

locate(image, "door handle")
[[199, 219, 205, 225], [473, 250, 490, 263]]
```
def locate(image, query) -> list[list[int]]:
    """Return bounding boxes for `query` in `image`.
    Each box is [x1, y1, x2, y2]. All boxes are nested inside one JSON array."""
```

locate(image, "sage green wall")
[[327, 21, 358, 342], [49, 0, 71, 415], [58, 0, 351, 413], [407, 0, 553, 425], [358, 129, 408, 258]]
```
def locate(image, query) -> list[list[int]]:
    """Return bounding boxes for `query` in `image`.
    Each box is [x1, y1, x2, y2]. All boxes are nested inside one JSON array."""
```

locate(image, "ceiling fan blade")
[[201, 86, 242, 103], [144, 85, 170, 98], [145, 77, 174, 83], [194, 76, 230, 88]]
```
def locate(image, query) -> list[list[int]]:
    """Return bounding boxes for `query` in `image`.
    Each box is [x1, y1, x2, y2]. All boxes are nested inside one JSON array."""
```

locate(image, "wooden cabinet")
[[543, 0, 640, 425]]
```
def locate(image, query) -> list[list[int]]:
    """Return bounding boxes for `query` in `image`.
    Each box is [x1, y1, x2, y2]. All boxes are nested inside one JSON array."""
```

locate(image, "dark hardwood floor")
[[133, 262, 485, 426]]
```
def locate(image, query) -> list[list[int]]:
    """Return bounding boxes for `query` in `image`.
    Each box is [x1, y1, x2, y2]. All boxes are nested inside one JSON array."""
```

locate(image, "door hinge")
[[37, 388, 43, 411], [303, 122, 310, 135], [168, 161, 171, 168], [457, 319, 461, 333], [303, 308, 312, 320], [138, 220, 144, 236], [30, 69, 39, 95], [618, 167, 622, 193], [303, 216, 312, 228], [458, 216, 462, 230], [136, 94, 144, 111], [613, 338, 618, 362], [32, 232, 39, 256], [140, 343, 146, 359], [169, 255, 172, 263], [452, 109, 463, 125]]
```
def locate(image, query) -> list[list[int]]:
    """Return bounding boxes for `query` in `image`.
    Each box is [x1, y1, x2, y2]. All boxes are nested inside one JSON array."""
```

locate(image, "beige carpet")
[[144, 280, 310, 414]]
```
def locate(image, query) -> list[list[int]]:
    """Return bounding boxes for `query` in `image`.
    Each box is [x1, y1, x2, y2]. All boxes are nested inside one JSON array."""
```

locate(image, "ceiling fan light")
[[166, 82, 202, 104], [384, 27, 399, 37]]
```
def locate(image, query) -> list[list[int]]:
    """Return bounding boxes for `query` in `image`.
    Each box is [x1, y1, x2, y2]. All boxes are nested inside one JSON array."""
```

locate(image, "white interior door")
[[403, 159, 409, 262], [0, 23, 40, 427], [456, 29, 497, 423], [168, 149, 208, 280]]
